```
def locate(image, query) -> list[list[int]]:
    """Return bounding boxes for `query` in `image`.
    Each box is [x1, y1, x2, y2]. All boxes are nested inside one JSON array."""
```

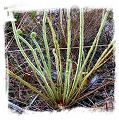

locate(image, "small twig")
[[73, 80, 114, 105], [8, 101, 24, 113], [87, 96, 95, 106], [6, 44, 109, 53], [25, 94, 39, 110]]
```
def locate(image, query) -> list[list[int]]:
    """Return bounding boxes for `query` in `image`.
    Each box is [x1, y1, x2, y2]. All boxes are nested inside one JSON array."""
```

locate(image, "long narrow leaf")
[[67, 9, 109, 104], [87, 10, 107, 72], [79, 10, 109, 76], [60, 8, 66, 42], [43, 11, 52, 73], [67, 8, 84, 102], [7, 69, 50, 102], [17, 34, 56, 100], [18, 35, 42, 71], [46, 15, 63, 87], [32, 36, 58, 100], [77, 41, 114, 94], [10, 12, 56, 103], [52, 49, 62, 100], [63, 9, 71, 102], [32, 37, 51, 79]]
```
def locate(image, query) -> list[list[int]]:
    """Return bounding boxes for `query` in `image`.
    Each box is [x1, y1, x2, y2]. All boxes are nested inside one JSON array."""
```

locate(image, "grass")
[[6, 8, 115, 111]]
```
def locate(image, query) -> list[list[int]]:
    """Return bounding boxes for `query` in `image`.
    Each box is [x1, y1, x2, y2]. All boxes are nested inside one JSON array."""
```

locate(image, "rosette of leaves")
[[7, 8, 114, 110]]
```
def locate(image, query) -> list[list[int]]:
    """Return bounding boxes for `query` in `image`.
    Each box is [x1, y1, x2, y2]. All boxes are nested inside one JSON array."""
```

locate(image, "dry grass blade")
[[71, 80, 115, 106]]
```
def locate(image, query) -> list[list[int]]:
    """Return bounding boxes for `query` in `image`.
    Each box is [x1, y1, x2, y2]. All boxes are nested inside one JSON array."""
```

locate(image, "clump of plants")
[[7, 8, 115, 110]]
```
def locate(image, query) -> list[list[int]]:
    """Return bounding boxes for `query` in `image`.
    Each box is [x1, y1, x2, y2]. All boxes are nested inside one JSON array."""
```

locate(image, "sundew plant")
[[7, 8, 115, 110]]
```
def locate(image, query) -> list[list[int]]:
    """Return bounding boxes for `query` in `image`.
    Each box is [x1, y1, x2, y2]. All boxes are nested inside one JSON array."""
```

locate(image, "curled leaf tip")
[[30, 32, 37, 38], [16, 29, 22, 35]]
